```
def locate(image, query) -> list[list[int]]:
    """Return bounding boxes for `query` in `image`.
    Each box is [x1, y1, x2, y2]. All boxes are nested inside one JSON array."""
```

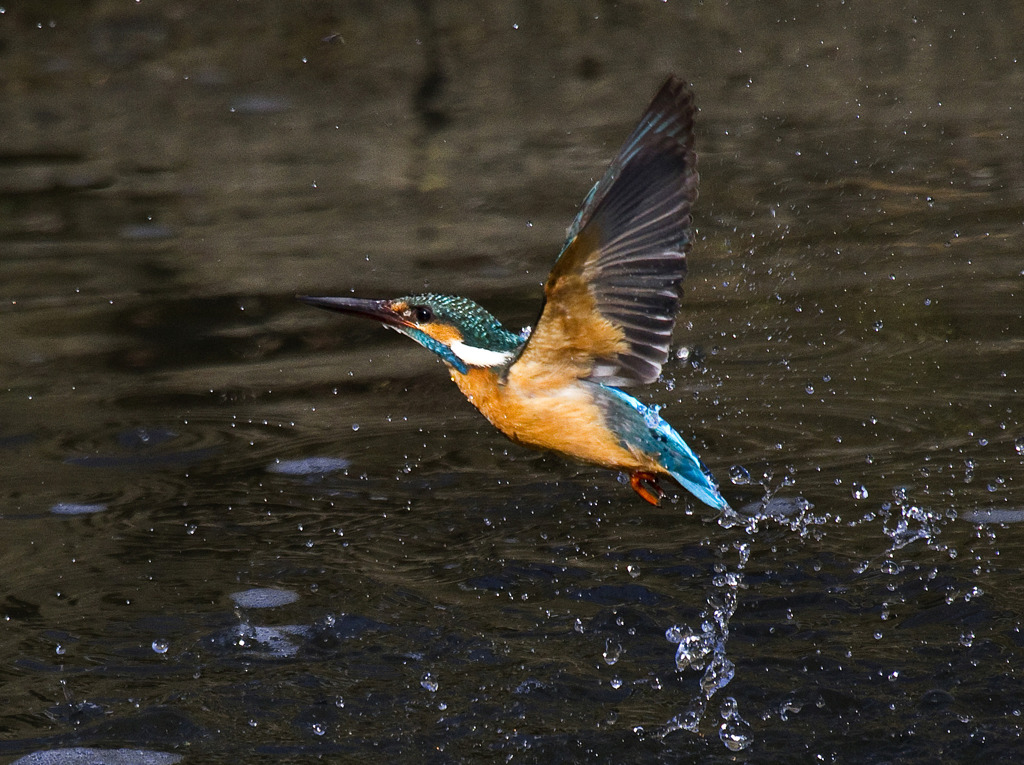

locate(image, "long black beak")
[[296, 295, 410, 329]]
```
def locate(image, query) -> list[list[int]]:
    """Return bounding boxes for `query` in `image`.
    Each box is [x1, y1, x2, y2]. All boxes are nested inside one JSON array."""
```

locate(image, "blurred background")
[[1, 1, 1023, 762]]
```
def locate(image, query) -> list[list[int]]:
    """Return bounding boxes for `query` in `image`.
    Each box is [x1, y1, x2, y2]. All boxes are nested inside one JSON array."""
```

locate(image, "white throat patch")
[[449, 340, 514, 368]]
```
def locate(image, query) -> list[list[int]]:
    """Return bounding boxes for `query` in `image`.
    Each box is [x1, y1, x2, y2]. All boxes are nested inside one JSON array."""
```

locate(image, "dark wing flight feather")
[[513, 76, 698, 387]]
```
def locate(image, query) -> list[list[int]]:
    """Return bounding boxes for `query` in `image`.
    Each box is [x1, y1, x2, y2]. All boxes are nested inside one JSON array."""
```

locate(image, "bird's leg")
[[630, 471, 665, 506]]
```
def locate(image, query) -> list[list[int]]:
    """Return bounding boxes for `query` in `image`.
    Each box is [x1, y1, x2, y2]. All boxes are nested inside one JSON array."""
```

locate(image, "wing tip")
[[524, 75, 700, 388]]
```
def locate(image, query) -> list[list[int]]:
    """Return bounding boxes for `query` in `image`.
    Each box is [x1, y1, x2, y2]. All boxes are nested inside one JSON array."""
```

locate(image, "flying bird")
[[300, 76, 729, 510]]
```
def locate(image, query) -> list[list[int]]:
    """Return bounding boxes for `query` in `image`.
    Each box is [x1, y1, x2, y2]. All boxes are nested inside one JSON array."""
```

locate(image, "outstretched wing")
[[512, 76, 697, 388]]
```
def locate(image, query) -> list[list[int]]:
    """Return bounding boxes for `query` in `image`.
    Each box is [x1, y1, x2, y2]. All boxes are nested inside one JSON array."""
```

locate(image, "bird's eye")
[[412, 306, 433, 323]]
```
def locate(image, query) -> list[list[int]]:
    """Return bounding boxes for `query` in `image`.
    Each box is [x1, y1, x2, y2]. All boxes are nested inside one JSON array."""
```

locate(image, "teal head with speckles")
[[296, 292, 523, 373]]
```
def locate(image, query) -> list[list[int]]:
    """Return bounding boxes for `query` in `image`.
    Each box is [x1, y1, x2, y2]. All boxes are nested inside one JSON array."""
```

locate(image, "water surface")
[[2, 3, 1023, 762]]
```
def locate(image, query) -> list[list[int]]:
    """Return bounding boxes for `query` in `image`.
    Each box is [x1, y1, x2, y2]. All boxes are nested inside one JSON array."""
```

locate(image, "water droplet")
[[673, 626, 715, 671], [665, 625, 685, 643], [151, 639, 169, 654], [735, 542, 751, 568], [603, 639, 622, 665], [609, 677, 623, 689], [55, 644, 66, 656], [1015, 437, 1024, 456], [351, 423, 360, 431], [720, 697, 738, 717], [880, 559, 903, 575], [311, 722, 326, 736], [778, 697, 802, 721], [421, 673, 438, 692], [641, 403, 663, 429], [852, 484, 869, 500], [718, 697, 752, 751], [729, 465, 753, 485], [701, 652, 735, 696]]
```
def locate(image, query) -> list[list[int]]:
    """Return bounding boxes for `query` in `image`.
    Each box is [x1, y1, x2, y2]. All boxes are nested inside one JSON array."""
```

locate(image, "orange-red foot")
[[630, 471, 665, 506]]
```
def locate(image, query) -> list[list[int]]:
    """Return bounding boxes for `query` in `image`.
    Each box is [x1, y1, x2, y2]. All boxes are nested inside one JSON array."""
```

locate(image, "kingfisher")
[[299, 76, 729, 511]]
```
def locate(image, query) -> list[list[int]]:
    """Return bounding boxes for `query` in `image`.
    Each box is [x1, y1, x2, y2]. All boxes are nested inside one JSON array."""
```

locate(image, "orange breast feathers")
[[448, 365, 661, 475]]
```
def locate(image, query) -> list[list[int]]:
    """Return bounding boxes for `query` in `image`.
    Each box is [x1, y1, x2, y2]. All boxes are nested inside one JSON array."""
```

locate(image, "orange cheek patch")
[[423, 323, 462, 344]]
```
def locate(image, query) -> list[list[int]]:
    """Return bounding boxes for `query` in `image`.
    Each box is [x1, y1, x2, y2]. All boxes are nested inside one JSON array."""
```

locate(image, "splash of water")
[[661, 544, 748, 749], [882, 486, 953, 553]]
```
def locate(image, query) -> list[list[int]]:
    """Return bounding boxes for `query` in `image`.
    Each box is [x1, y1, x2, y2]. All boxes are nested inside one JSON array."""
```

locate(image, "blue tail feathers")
[[596, 385, 731, 512]]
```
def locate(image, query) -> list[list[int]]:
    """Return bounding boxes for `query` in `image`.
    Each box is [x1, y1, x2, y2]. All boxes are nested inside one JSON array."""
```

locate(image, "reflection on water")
[[2, 2, 1024, 761]]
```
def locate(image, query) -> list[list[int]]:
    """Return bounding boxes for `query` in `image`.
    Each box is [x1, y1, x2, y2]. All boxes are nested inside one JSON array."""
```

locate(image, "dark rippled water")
[[2, 3, 1023, 763]]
